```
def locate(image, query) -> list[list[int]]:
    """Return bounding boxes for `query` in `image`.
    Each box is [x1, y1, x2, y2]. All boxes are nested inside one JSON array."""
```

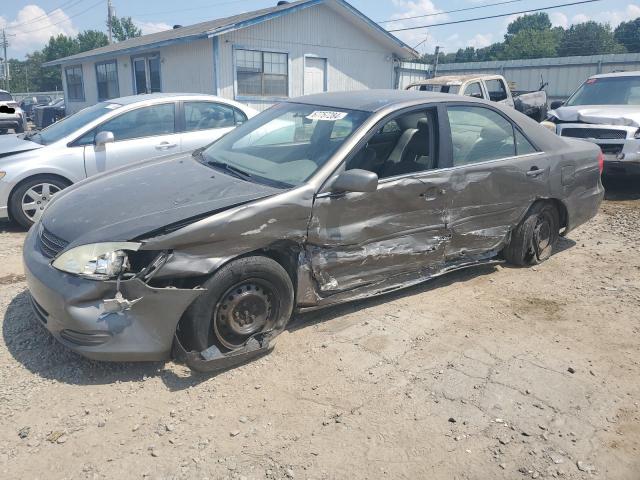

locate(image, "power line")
[[17, 0, 104, 35], [378, 0, 525, 25], [5, 0, 86, 30], [388, 0, 603, 32], [128, 0, 263, 18]]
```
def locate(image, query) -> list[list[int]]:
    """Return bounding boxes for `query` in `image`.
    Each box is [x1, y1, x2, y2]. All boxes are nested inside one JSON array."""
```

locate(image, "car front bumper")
[[23, 226, 203, 362]]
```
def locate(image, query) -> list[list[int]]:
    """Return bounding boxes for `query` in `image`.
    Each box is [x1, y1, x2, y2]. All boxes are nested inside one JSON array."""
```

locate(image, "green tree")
[[558, 21, 625, 56], [614, 18, 640, 53], [77, 30, 109, 52], [110, 16, 142, 42], [506, 13, 552, 36], [503, 28, 563, 59]]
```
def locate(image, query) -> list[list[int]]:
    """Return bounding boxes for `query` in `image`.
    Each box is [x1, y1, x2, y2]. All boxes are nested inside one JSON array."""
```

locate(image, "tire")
[[179, 256, 295, 352], [503, 202, 559, 266], [9, 175, 71, 229], [15, 123, 25, 134], [0, 129, 7, 135]]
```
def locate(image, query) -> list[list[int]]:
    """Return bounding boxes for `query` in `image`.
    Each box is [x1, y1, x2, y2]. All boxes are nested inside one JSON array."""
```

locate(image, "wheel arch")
[[7, 173, 74, 220]]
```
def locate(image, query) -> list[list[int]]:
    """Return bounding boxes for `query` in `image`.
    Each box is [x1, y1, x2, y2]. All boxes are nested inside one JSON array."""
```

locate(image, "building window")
[[95, 60, 120, 101], [65, 65, 84, 101], [236, 49, 288, 98]]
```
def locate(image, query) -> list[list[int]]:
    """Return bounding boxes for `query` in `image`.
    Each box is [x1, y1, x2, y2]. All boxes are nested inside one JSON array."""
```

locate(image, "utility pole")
[[1, 29, 10, 90], [107, 0, 115, 44], [432, 46, 441, 79]]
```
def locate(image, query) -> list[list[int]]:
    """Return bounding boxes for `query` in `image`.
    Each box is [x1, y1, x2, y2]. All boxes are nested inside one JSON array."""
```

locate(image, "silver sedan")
[[0, 93, 257, 227]]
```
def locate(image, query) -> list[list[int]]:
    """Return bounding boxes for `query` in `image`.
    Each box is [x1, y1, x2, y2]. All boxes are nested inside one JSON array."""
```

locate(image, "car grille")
[[561, 128, 627, 140], [599, 144, 624, 155], [38, 226, 69, 259]]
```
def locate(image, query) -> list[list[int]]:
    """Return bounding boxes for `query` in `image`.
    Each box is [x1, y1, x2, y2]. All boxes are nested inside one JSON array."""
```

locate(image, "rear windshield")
[[0, 92, 13, 101], [566, 76, 640, 106], [407, 84, 460, 94]]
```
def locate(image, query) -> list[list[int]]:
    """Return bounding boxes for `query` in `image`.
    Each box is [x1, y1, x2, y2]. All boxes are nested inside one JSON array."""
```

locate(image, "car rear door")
[[180, 101, 248, 152], [82, 102, 180, 176], [306, 106, 452, 295], [443, 103, 550, 260]]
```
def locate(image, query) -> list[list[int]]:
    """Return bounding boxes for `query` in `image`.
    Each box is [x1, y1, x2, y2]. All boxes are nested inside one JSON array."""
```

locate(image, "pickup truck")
[[541, 71, 640, 176], [406, 74, 548, 122]]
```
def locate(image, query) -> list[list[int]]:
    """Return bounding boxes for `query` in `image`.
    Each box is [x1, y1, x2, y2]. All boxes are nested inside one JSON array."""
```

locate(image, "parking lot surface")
[[1, 180, 639, 480]]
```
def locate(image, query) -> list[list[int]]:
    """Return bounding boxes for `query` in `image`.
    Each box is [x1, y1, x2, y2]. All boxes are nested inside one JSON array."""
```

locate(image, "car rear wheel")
[[503, 202, 559, 266], [9, 176, 71, 228], [179, 256, 294, 353]]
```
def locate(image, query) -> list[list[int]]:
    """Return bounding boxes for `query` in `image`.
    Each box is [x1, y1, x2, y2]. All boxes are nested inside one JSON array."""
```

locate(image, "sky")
[[1, 0, 639, 59]]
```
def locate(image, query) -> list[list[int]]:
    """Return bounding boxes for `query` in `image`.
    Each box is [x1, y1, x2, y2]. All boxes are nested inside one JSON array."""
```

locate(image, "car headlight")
[[540, 120, 557, 133], [52, 242, 141, 280], [0, 172, 5, 180]]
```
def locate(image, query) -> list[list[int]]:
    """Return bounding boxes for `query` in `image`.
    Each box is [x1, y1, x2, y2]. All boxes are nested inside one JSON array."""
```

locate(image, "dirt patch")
[[1, 190, 640, 479]]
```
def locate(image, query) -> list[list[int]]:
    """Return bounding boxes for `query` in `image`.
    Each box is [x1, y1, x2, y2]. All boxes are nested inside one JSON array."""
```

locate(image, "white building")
[[45, 0, 417, 114]]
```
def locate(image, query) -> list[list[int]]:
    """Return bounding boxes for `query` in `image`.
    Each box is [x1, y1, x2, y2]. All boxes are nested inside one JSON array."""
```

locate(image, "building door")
[[133, 55, 161, 94], [304, 57, 326, 95]]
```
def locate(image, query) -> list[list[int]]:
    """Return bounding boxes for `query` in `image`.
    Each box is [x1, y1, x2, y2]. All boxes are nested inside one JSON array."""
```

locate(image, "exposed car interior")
[[346, 109, 438, 178]]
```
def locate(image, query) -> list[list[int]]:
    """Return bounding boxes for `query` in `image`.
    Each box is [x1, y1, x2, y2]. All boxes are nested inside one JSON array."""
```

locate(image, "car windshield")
[[0, 92, 13, 101], [25, 102, 120, 145], [199, 102, 370, 188], [408, 84, 460, 94], [566, 76, 640, 106]]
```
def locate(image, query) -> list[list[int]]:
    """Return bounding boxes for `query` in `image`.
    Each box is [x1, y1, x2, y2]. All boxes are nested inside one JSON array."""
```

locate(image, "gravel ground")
[[1, 179, 639, 480]]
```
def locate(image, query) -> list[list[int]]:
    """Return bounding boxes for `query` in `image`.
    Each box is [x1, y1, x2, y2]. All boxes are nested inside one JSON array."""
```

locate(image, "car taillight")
[[597, 150, 604, 174], [7, 102, 18, 108]]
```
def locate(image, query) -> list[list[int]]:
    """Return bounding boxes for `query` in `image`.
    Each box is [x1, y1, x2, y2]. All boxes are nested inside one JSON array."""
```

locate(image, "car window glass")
[[201, 104, 369, 187], [347, 109, 438, 179], [330, 118, 353, 139], [234, 109, 248, 125], [464, 82, 483, 99], [96, 103, 175, 141], [447, 105, 515, 166], [184, 102, 235, 131], [515, 129, 537, 155], [485, 79, 508, 102]]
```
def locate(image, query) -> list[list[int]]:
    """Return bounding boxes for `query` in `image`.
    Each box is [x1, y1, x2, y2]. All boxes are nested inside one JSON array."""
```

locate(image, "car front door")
[[81, 103, 179, 176], [444, 103, 550, 260], [180, 101, 247, 152], [306, 106, 452, 295]]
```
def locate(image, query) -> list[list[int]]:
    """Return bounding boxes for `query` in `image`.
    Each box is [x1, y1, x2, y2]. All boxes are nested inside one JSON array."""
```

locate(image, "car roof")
[[105, 93, 237, 106], [290, 89, 471, 112], [590, 70, 640, 79]]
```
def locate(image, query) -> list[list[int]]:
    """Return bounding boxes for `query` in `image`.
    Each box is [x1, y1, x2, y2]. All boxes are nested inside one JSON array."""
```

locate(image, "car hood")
[[0, 134, 42, 158], [549, 105, 640, 127], [42, 153, 283, 247]]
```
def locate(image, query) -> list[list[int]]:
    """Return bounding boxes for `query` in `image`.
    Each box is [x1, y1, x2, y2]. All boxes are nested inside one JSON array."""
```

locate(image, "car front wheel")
[[179, 256, 295, 353], [9, 176, 70, 228], [503, 202, 560, 266]]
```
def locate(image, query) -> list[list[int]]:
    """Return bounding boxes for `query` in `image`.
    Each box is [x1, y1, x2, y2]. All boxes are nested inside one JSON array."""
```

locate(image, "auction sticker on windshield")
[[306, 111, 348, 121]]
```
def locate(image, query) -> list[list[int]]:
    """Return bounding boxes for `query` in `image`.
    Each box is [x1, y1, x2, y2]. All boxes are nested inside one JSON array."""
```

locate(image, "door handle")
[[155, 142, 177, 150], [526, 167, 544, 178]]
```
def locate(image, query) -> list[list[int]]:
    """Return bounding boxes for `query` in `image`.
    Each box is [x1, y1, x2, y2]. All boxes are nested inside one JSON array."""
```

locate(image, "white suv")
[[0, 93, 256, 227], [0, 90, 27, 134]]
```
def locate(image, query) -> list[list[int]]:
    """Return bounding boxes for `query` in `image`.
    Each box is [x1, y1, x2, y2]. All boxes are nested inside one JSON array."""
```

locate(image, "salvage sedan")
[[23, 90, 604, 372]]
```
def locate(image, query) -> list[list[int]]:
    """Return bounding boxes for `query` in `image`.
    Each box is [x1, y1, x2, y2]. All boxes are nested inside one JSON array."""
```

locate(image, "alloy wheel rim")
[[21, 183, 62, 222]]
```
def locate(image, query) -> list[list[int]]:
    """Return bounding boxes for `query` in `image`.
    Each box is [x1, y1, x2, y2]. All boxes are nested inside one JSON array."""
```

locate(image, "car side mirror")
[[550, 100, 564, 110], [331, 169, 378, 193], [94, 131, 115, 147]]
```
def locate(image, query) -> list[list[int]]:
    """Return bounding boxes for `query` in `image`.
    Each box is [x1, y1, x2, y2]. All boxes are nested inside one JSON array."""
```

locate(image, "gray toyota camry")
[[23, 90, 604, 371]]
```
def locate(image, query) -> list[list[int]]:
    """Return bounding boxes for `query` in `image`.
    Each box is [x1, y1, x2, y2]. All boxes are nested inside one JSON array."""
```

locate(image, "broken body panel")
[[23, 91, 604, 371]]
